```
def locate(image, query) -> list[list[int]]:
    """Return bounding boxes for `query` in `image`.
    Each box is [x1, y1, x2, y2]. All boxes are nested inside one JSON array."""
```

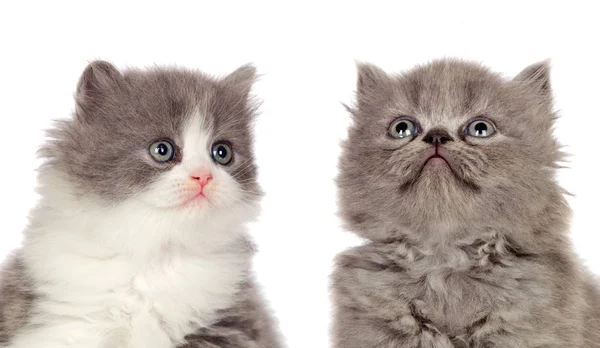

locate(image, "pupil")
[[396, 122, 408, 134], [157, 143, 168, 156], [218, 146, 227, 158], [474, 122, 488, 135]]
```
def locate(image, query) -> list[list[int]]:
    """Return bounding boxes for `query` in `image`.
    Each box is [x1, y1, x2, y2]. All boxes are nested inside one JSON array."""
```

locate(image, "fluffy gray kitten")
[[0, 61, 281, 348], [332, 59, 600, 347]]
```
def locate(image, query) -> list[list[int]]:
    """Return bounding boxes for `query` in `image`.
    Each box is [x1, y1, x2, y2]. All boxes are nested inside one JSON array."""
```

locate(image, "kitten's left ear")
[[513, 60, 552, 96], [356, 62, 391, 97], [222, 64, 257, 98], [75, 60, 127, 118]]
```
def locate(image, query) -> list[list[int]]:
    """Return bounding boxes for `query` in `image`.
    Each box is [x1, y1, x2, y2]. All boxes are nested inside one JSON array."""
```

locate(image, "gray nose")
[[422, 129, 454, 144]]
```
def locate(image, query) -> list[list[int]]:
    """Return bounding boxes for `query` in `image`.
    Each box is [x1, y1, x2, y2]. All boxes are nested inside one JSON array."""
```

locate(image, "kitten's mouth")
[[423, 145, 452, 168], [411, 151, 453, 182], [180, 191, 208, 207], [424, 154, 450, 166], [399, 150, 480, 192], [410, 148, 480, 191]]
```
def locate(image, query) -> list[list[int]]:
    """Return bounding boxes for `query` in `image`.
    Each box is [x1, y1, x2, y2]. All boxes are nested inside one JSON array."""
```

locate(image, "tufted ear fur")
[[512, 60, 556, 132], [356, 62, 390, 96], [352, 62, 394, 113], [513, 60, 552, 97], [75, 60, 126, 118], [221, 64, 257, 99]]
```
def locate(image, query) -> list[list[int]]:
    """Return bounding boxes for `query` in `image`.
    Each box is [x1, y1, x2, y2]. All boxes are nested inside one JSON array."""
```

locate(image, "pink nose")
[[190, 171, 213, 188]]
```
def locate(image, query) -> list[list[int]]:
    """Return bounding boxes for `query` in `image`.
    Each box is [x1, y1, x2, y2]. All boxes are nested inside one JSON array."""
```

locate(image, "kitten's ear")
[[513, 60, 552, 96], [356, 62, 390, 97], [222, 64, 257, 98], [76, 60, 125, 111]]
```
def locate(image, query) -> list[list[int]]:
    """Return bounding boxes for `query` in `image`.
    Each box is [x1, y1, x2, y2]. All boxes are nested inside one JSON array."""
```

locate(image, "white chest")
[[18, 245, 249, 348], [125, 251, 248, 345]]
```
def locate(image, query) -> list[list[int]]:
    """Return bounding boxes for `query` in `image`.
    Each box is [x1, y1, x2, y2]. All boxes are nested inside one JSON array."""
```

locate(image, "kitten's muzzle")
[[422, 129, 453, 164]]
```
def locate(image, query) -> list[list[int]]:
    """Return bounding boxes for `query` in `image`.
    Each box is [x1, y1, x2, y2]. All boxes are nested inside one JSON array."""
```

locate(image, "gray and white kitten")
[[0, 61, 281, 348], [332, 59, 600, 347]]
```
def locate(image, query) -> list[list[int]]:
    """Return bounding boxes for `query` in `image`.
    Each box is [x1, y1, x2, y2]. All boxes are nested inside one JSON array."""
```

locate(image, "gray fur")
[[332, 59, 600, 347], [0, 61, 280, 347], [41, 61, 261, 201], [183, 279, 282, 348], [0, 255, 34, 345]]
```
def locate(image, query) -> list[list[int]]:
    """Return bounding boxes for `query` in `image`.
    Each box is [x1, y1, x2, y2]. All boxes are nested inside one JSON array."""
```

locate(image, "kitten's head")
[[338, 59, 567, 241], [41, 61, 261, 235]]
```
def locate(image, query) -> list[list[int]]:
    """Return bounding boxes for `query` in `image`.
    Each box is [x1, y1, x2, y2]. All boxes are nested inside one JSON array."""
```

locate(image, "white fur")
[[5, 113, 259, 348]]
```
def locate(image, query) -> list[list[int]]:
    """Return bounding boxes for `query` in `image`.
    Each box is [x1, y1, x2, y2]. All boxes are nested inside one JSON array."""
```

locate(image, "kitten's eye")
[[149, 140, 176, 163], [389, 118, 418, 139], [211, 142, 233, 165], [466, 119, 496, 138]]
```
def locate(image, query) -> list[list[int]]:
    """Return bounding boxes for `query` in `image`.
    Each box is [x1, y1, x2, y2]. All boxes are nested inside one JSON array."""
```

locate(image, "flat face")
[[338, 59, 561, 240]]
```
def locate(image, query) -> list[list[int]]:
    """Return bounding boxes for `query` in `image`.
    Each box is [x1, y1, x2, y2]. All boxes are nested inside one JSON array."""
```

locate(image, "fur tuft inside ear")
[[514, 60, 552, 95], [356, 62, 390, 96], [222, 64, 257, 98]]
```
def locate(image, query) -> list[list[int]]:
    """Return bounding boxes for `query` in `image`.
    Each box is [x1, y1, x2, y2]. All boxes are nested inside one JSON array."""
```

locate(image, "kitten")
[[0, 61, 282, 348], [332, 59, 600, 347]]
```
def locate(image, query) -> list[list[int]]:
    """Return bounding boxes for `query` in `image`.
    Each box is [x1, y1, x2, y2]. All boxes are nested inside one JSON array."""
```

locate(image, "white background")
[[0, 1, 599, 347]]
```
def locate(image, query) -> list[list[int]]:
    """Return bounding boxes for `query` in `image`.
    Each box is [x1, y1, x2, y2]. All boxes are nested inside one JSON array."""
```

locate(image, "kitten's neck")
[[389, 207, 570, 258]]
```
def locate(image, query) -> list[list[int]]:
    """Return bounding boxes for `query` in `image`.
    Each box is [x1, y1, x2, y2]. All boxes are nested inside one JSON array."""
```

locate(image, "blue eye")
[[466, 119, 496, 138], [149, 140, 175, 162], [211, 142, 233, 165], [389, 118, 418, 138]]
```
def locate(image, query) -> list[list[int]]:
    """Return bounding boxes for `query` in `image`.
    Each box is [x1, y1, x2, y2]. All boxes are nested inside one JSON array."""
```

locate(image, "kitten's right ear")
[[76, 60, 125, 111], [221, 64, 257, 99], [356, 62, 390, 97], [513, 60, 552, 97]]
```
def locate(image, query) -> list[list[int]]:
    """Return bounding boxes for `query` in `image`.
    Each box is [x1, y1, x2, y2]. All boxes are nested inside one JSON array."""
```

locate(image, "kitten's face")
[[43, 61, 261, 225], [338, 59, 564, 240]]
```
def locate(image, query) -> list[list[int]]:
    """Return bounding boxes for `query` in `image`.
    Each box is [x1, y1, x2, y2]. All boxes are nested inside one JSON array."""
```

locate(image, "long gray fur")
[[332, 59, 600, 347]]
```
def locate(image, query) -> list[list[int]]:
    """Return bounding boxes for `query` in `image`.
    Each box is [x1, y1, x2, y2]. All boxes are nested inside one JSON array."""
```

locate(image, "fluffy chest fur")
[[334, 233, 559, 337], [10, 200, 252, 348], [19, 241, 248, 348]]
